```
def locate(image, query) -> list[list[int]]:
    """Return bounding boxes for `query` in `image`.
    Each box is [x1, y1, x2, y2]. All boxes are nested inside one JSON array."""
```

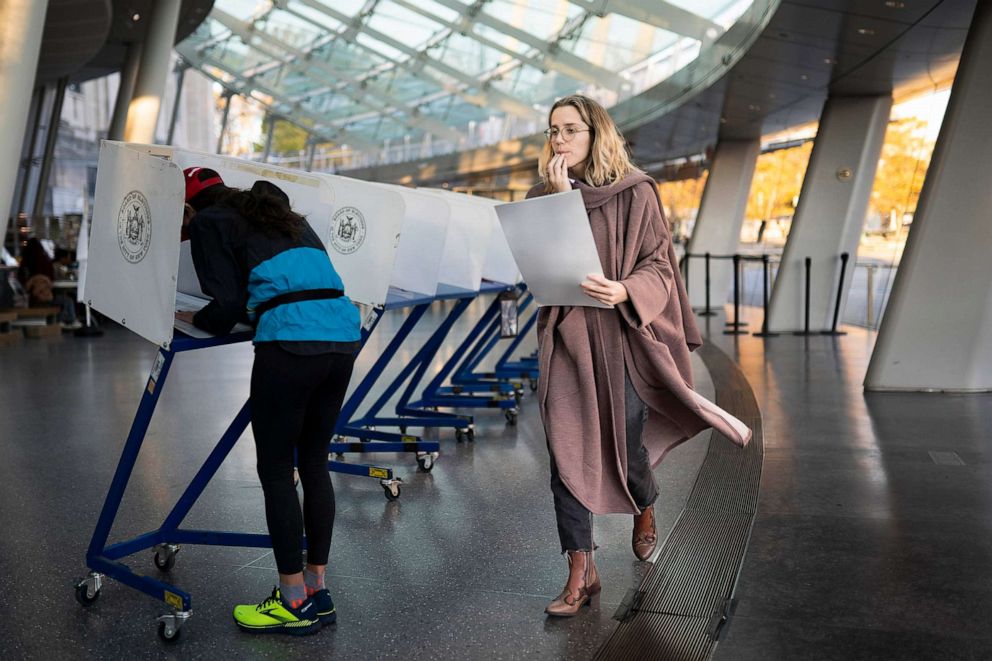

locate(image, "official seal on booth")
[[328, 206, 366, 255], [117, 190, 152, 264]]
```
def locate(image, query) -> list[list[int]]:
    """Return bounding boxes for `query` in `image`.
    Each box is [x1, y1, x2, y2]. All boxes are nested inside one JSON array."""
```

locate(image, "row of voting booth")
[[76, 141, 541, 640]]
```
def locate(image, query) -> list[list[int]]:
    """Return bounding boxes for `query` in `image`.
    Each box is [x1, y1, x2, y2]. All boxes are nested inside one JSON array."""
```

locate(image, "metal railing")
[[680, 251, 890, 336]]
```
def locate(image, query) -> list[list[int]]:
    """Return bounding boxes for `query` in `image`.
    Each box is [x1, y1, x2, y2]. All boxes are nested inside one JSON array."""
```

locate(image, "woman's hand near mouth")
[[547, 153, 571, 193]]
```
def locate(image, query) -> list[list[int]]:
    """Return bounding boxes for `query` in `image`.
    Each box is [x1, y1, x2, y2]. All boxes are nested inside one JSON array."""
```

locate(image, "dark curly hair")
[[215, 180, 306, 240]]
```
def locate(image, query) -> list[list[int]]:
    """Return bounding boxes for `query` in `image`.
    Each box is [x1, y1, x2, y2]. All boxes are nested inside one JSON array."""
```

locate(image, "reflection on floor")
[[706, 308, 992, 660], [0, 295, 712, 659], [4, 298, 986, 659]]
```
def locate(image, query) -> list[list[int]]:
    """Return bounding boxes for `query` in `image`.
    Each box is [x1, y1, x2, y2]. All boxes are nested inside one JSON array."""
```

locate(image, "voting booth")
[[77, 142, 538, 640], [85, 142, 404, 348], [337, 187, 527, 441], [76, 142, 421, 640]]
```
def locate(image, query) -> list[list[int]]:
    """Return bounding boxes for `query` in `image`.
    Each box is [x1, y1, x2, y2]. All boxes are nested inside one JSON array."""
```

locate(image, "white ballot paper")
[[495, 189, 611, 308]]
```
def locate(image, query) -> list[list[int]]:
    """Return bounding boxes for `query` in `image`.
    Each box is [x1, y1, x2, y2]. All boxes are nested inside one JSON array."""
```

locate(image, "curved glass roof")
[[176, 0, 754, 159]]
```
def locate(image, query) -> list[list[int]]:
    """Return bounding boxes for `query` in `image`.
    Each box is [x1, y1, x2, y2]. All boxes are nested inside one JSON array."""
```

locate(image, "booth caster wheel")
[[529, 379, 538, 392], [504, 408, 519, 425], [514, 390, 524, 405], [416, 452, 439, 472], [157, 611, 190, 643], [153, 544, 180, 572], [74, 573, 103, 606], [381, 478, 402, 501], [455, 427, 475, 443]]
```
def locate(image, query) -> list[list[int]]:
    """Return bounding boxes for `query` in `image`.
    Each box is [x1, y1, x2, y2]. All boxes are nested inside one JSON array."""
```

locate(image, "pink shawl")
[[528, 173, 751, 515]]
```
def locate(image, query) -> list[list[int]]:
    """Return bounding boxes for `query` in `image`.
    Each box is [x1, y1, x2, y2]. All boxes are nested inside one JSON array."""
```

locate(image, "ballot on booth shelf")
[[85, 141, 405, 347]]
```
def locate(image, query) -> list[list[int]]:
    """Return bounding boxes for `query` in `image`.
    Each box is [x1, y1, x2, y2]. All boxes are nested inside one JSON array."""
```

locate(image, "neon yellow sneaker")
[[232, 587, 321, 635]]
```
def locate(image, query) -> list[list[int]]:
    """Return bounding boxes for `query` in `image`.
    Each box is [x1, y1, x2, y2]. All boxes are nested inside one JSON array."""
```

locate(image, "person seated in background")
[[17, 237, 80, 329], [53, 247, 76, 281]]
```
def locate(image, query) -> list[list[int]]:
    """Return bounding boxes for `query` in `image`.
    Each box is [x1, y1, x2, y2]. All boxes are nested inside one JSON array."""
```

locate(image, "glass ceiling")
[[176, 0, 754, 154]]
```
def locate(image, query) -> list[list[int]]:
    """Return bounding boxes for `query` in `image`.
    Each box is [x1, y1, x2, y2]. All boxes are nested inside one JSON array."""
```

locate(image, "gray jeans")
[[548, 371, 658, 552]]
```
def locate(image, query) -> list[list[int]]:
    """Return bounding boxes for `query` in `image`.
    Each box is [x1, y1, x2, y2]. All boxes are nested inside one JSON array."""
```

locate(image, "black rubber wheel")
[[529, 380, 538, 392], [158, 620, 182, 643], [417, 455, 435, 472], [466, 428, 475, 442], [154, 550, 176, 572], [75, 581, 100, 607], [455, 429, 466, 443], [504, 410, 518, 426], [383, 484, 401, 501]]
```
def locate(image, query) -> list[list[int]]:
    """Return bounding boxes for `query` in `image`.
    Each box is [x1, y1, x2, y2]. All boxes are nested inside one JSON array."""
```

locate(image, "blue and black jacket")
[[188, 196, 361, 349]]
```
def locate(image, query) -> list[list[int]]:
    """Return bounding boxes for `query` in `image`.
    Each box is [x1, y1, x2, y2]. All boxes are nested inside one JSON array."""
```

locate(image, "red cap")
[[183, 167, 225, 203]]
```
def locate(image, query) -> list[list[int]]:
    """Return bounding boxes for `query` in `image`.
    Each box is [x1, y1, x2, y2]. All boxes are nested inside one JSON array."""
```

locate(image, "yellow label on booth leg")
[[164, 590, 183, 610], [369, 467, 389, 479], [401, 436, 418, 443]]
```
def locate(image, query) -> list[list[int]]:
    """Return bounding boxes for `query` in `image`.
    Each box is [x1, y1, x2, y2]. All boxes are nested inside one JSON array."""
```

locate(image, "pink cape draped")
[[529, 173, 752, 515]]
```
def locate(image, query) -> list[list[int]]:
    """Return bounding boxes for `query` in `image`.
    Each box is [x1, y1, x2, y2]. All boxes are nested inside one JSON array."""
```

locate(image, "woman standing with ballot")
[[527, 95, 752, 617], [177, 168, 361, 635]]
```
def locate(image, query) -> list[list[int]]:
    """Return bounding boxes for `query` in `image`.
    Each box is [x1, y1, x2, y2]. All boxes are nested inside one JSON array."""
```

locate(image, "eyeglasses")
[[544, 126, 592, 142]]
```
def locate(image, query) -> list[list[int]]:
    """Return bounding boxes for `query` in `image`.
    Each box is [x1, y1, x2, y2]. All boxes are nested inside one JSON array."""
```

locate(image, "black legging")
[[250, 343, 355, 575]]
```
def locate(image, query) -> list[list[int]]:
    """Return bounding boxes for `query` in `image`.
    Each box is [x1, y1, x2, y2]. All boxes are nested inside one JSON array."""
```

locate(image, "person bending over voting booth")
[[178, 167, 358, 635], [78, 142, 406, 640]]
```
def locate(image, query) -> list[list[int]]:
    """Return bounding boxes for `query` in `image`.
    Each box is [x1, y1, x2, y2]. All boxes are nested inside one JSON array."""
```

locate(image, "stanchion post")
[[753, 254, 779, 337], [699, 251, 716, 316], [793, 256, 814, 336], [822, 252, 849, 336], [724, 253, 748, 334], [682, 253, 690, 295]]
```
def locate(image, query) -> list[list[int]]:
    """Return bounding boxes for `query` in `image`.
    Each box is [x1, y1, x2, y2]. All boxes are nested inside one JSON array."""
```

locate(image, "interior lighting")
[[885, 1, 905, 7], [858, 27, 876, 35], [132, 12, 140, 21]]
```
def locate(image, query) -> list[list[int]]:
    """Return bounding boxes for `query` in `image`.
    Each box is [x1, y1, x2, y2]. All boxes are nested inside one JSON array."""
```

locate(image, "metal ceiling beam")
[[570, 0, 724, 43], [211, 8, 464, 141], [430, 0, 620, 90], [391, 0, 619, 91], [289, 0, 541, 121], [179, 47, 381, 151], [212, 7, 461, 140]]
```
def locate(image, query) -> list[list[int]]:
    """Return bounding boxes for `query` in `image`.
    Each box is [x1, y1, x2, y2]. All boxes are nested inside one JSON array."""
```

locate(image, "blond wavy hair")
[[539, 95, 641, 193]]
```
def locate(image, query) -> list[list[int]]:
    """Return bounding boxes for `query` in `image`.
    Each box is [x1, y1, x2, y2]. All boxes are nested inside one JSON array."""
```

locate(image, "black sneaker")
[[310, 588, 337, 625]]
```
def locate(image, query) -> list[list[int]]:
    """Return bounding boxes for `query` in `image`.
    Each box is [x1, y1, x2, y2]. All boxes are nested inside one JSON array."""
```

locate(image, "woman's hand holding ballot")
[[581, 273, 628, 306]]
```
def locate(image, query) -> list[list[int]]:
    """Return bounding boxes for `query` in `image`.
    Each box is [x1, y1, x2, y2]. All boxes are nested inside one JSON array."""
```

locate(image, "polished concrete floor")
[[0, 296, 712, 659], [3, 297, 991, 659], [704, 309, 992, 660]]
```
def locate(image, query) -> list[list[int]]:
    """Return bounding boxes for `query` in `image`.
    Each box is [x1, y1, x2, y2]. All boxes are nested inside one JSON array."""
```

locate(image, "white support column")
[[865, 2, 992, 392], [123, 0, 182, 144], [685, 139, 760, 310], [766, 94, 891, 332], [0, 0, 48, 253], [107, 42, 143, 142]]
